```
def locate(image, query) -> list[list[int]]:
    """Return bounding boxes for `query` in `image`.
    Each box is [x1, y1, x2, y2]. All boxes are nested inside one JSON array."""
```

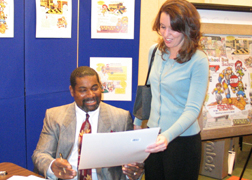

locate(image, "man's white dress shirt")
[[47, 103, 99, 180]]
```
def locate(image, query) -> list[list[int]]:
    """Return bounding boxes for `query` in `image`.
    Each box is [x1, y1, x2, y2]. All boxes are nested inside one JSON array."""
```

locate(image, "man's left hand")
[[122, 162, 144, 180]]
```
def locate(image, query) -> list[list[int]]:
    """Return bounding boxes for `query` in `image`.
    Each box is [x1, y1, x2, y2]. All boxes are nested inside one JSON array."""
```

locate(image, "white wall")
[[138, 0, 252, 84], [190, 0, 252, 6]]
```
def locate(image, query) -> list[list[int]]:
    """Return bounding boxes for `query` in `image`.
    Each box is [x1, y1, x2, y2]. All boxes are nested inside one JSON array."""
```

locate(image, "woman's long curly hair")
[[153, 0, 202, 63]]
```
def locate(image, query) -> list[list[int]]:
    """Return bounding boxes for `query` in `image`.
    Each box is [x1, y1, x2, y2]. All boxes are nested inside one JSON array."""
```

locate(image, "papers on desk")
[[7, 175, 47, 179], [79, 127, 160, 169]]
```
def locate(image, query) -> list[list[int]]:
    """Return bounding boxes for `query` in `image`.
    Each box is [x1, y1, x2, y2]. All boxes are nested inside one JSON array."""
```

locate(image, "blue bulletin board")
[[0, 0, 141, 171], [0, 0, 26, 167], [78, 0, 141, 111]]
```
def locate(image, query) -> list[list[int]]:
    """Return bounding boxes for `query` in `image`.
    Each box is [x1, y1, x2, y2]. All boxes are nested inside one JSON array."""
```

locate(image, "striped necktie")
[[78, 113, 92, 180]]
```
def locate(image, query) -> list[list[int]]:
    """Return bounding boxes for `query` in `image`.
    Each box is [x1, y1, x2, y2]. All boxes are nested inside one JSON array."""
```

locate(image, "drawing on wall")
[[90, 57, 132, 101], [201, 35, 252, 129], [91, 0, 135, 39], [36, 0, 72, 38], [0, 0, 14, 38]]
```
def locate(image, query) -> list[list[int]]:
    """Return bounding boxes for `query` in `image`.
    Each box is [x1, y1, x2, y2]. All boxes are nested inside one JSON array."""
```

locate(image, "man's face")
[[69, 75, 102, 112]]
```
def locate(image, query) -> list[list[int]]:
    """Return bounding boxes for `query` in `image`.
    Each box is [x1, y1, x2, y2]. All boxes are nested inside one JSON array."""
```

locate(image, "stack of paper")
[[7, 175, 47, 179]]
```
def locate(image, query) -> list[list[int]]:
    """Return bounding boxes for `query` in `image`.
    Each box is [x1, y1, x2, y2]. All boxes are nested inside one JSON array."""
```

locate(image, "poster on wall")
[[90, 57, 132, 101], [36, 0, 72, 38], [91, 0, 135, 39], [0, 0, 14, 38], [201, 35, 252, 129]]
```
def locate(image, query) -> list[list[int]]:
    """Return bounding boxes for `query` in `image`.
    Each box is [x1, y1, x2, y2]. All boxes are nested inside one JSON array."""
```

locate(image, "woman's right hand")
[[145, 134, 168, 153], [134, 125, 142, 130]]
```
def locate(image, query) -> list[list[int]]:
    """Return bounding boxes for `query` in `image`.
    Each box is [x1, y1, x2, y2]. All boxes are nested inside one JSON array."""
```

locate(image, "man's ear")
[[69, 85, 74, 97], [99, 83, 103, 89]]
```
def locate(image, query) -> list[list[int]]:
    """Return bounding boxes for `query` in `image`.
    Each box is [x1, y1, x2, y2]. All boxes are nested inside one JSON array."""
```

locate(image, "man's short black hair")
[[70, 66, 101, 89]]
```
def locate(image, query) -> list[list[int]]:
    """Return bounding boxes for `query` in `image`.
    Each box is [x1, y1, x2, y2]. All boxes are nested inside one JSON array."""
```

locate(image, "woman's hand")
[[145, 134, 168, 153], [134, 125, 142, 130]]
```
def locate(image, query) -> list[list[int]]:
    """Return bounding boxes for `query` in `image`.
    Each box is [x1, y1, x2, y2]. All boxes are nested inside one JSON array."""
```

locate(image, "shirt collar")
[[74, 102, 100, 120]]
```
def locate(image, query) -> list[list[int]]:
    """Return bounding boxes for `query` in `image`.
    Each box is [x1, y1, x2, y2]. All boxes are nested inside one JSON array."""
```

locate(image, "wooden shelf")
[[201, 124, 252, 141]]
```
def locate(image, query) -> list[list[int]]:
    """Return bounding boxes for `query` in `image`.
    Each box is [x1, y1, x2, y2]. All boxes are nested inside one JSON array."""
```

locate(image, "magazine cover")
[[201, 35, 252, 129]]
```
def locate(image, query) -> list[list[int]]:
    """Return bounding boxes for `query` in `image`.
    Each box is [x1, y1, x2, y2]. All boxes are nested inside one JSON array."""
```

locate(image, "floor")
[[199, 136, 252, 180]]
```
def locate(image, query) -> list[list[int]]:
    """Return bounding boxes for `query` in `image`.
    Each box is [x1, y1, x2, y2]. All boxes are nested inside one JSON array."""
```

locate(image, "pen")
[[0, 171, 7, 176], [59, 153, 66, 173]]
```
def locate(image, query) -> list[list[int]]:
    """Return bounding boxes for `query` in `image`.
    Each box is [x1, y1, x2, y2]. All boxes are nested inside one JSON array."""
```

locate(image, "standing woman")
[[134, 0, 209, 180]]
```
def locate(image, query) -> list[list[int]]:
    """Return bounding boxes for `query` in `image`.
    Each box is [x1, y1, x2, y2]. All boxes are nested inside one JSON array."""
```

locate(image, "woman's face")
[[159, 12, 184, 53]]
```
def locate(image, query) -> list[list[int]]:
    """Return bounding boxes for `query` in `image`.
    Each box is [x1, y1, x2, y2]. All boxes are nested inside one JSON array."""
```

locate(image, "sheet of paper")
[[7, 175, 46, 179], [79, 127, 160, 169]]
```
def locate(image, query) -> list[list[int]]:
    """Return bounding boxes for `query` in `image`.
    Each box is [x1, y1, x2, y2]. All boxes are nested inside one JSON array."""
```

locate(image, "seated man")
[[32, 66, 143, 180]]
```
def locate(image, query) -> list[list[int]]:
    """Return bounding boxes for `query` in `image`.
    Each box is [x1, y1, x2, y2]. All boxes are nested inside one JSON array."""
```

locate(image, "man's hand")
[[51, 158, 77, 179], [122, 162, 144, 180], [145, 134, 168, 153]]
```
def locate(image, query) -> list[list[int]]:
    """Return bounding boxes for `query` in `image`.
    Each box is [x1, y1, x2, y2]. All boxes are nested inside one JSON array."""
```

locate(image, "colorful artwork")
[[97, 2, 128, 33], [201, 35, 252, 129], [0, 0, 13, 37], [0, 0, 8, 34], [36, 0, 72, 38], [91, 0, 135, 39], [90, 57, 132, 101]]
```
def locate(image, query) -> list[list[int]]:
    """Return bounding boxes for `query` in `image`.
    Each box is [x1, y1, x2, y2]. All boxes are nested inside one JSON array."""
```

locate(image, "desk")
[[0, 162, 44, 180]]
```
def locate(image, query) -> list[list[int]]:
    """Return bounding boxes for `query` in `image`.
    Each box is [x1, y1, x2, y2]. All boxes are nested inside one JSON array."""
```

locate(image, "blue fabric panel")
[[0, 0, 24, 99], [78, 0, 141, 114], [0, 97, 26, 167], [24, 0, 78, 96], [25, 92, 74, 171], [0, 0, 25, 168]]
